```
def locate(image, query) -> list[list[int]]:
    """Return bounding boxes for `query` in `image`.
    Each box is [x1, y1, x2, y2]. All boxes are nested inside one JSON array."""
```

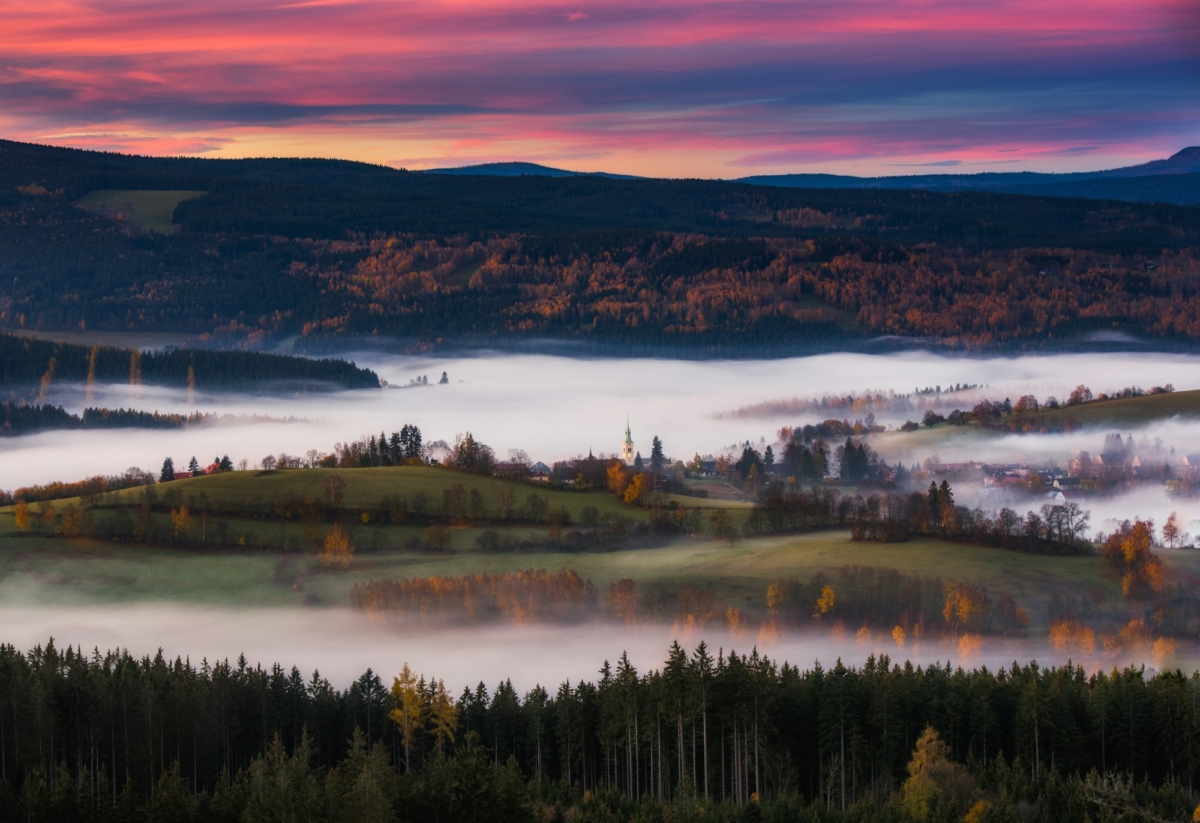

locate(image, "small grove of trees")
[[335, 424, 425, 468], [845, 481, 1093, 555], [7, 466, 155, 504], [744, 481, 1093, 555], [444, 432, 495, 475], [606, 460, 658, 506], [162, 455, 234, 480], [351, 570, 595, 624], [764, 566, 1029, 640]]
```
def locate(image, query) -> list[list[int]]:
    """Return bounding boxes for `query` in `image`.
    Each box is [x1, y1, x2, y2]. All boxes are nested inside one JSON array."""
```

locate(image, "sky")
[[1, 0, 1198, 177]]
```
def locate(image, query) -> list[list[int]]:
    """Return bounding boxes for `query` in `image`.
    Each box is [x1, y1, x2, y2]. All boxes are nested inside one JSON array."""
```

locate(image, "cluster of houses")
[[954, 444, 1200, 504]]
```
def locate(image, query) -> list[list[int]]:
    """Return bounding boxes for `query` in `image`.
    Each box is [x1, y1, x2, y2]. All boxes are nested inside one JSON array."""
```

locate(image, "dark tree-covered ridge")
[[0, 333, 379, 391], [1, 139, 1199, 352]]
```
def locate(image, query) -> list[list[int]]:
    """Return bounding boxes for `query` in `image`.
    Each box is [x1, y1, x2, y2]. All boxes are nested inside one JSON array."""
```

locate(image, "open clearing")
[[74, 189, 206, 234], [8, 328, 205, 351]]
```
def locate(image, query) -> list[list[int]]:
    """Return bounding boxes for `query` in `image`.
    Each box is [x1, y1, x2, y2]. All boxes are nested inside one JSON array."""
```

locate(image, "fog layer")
[[5, 349, 1200, 489], [0, 604, 1159, 691]]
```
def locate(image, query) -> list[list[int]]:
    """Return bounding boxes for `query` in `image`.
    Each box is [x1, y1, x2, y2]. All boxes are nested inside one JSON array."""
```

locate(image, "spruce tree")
[[650, 436, 664, 474]]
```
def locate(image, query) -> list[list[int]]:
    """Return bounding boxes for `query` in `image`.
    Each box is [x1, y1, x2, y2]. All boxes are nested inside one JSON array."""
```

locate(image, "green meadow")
[[74, 189, 206, 234], [878, 388, 1200, 454]]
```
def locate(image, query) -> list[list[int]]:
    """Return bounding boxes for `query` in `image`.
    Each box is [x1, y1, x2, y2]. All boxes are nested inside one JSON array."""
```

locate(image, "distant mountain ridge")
[[422, 148, 1200, 206], [736, 147, 1200, 205], [422, 161, 639, 180], [736, 146, 1200, 187]]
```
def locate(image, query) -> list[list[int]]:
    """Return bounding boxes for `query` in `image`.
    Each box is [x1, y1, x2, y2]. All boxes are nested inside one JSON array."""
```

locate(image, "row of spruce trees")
[[0, 640, 1199, 821]]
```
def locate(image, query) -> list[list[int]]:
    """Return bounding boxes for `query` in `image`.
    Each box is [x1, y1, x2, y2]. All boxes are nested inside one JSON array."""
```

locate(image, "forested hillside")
[[2, 140, 1199, 352]]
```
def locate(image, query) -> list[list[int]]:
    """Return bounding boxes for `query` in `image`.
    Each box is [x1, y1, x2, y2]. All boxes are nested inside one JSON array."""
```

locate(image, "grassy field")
[[1, 516, 1176, 632], [90, 465, 746, 521], [0, 465, 752, 572], [877, 389, 1200, 455], [74, 189, 206, 234], [5, 463, 1185, 633], [1031, 389, 1200, 427]]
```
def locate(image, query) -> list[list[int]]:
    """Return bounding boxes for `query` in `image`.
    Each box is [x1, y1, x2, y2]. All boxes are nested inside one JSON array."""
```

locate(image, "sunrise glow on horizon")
[[2, 0, 1198, 177]]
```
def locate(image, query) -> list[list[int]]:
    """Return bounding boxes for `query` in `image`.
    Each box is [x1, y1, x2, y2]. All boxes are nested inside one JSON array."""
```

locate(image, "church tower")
[[622, 418, 635, 464]]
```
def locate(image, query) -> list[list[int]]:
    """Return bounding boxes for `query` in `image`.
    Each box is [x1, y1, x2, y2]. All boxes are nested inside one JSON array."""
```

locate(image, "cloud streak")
[[0, 0, 1197, 175]]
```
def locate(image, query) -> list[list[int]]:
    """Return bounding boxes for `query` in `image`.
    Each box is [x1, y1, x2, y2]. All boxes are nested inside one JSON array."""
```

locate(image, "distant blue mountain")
[[735, 147, 1200, 206], [423, 161, 639, 180], [420, 150, 1200, 206]]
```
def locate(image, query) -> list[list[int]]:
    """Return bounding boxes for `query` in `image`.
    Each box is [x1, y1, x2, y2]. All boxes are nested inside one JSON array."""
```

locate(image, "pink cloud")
[[0, 0, 1195, 175]]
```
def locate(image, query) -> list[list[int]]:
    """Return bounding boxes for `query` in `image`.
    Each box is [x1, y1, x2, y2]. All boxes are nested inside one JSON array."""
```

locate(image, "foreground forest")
[[2, 140, 1200, 353], [0, 641, 1197, 823]]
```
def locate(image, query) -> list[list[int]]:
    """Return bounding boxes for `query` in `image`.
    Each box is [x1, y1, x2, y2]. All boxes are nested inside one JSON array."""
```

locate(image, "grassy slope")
[[106, 465, 744, 520], [877, 389, 1200, 455], [73, 189, 206, 234], [2, 505, 1178, 632], [2, 463, 1181, 631], [1030, 389, 1200, 427]]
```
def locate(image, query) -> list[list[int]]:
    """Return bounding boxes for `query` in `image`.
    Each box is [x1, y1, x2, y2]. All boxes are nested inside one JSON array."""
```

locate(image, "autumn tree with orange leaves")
[[1101, 518, 1163, 597]]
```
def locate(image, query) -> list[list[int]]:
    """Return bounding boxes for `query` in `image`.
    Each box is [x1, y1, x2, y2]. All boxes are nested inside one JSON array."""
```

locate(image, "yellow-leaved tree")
[[901, 727, 978, 822], [170, 506, 193, 541], [428, 678, 458, 756], [814, 585, 835, 618], [322, 524, 354, 569], [388, 664, 423, 772], [60, 503, 81, 539], [622, 473, 651, 505], [13, 500, 30, 532], [606, 461, 629, 496], [40, 502, 58, 535]]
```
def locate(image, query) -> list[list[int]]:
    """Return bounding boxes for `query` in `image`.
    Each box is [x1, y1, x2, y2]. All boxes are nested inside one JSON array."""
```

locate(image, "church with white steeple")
[[622, 418, 635, 464]]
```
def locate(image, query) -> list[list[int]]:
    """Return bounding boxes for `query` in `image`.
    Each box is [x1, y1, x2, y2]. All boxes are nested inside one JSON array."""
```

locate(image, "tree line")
[[0, 333, 379, 393], [0, 639, 1198, 821], [742, 479, 1093, 555], [0, 402, 227, 436]]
